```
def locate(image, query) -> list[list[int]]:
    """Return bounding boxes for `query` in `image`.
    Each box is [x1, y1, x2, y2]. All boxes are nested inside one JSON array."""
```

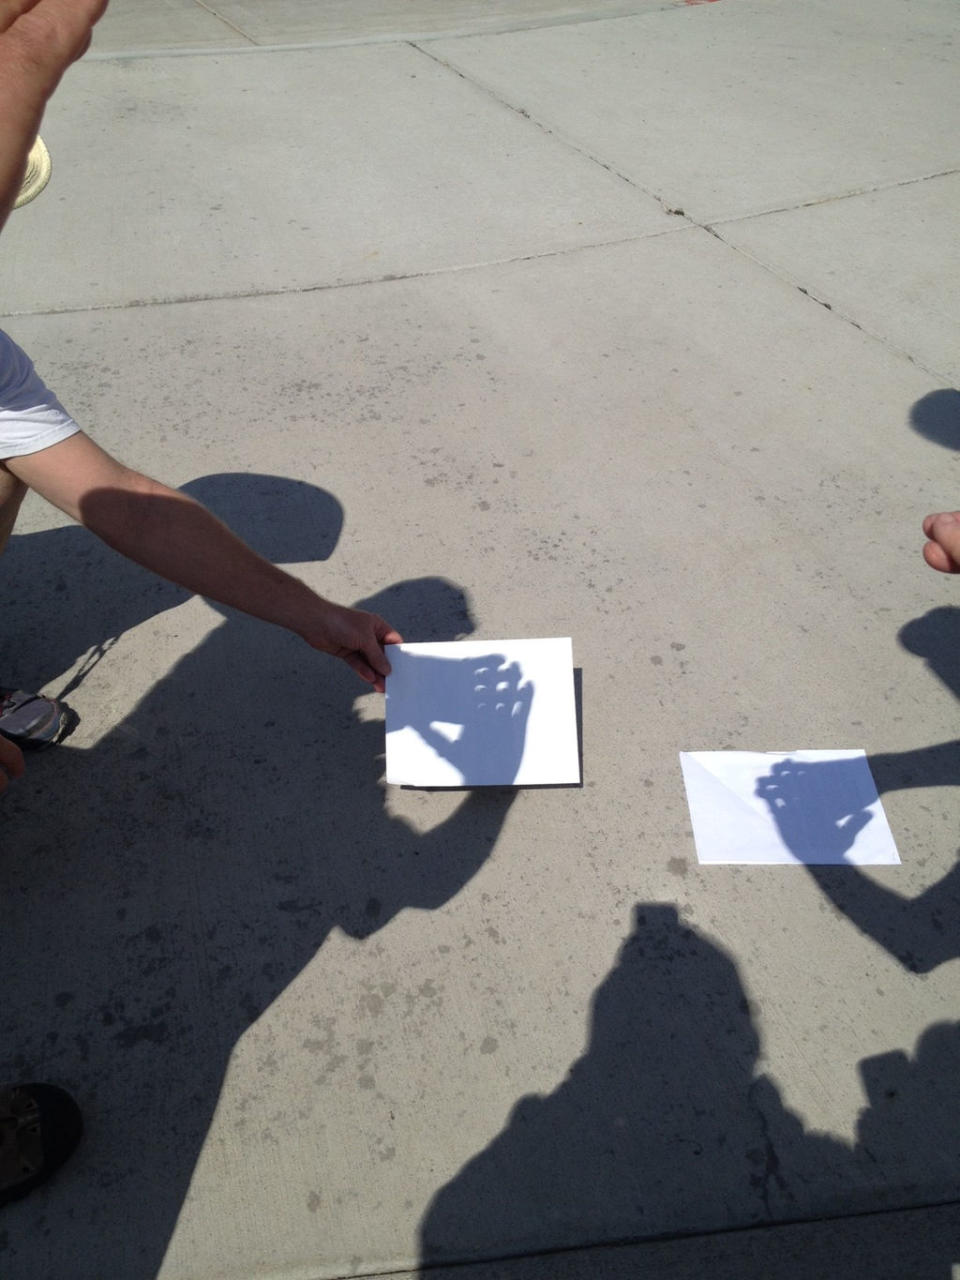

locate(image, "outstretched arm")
[[0, 0, 106, 232], [6, 432, 402, 688]]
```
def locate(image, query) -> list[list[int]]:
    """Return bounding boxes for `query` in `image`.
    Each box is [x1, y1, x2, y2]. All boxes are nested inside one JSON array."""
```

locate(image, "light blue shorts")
[[0, 329, 80, 460]]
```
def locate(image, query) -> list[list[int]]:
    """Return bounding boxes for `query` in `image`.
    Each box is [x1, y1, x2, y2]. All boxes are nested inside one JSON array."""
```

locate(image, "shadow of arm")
[[806, 860, 960, 974]]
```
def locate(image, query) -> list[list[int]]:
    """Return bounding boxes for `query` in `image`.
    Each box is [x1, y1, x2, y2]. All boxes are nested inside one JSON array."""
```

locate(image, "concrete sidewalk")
[[1, 1, 959, 1277]]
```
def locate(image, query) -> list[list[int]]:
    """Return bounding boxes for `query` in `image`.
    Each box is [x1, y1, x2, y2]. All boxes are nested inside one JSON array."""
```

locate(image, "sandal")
[[0, 689, 77, 750], [0, 1083, 83, 1207]]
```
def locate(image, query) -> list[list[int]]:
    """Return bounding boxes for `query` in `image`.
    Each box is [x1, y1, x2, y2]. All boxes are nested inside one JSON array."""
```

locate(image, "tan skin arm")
[[0, 0, 403, 789], [4, 432, 402, 686]]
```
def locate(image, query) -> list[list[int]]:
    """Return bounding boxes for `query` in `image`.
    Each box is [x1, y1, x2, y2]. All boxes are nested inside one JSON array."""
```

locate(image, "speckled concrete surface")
[[1, 2, 958, 1279]]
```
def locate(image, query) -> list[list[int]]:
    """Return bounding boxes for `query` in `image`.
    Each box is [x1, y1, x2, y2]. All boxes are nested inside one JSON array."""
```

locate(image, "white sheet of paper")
[[679, 750, 901, 865], [386, 638, 579, 787]]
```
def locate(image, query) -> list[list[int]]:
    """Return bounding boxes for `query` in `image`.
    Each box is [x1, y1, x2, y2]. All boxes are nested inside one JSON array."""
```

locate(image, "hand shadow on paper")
[[754, 604, 960, 974], [0, 477, 517, 1280], [755, 757, 878, 864], [389, 652, 533, 786]]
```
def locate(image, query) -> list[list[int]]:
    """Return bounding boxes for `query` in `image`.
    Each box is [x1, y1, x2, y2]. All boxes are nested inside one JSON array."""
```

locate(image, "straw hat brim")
[[14, 137, 52, 209]]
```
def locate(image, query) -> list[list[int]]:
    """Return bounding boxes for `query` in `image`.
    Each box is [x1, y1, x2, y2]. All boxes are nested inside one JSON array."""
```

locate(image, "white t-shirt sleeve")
[[0, 328, 81, 460]]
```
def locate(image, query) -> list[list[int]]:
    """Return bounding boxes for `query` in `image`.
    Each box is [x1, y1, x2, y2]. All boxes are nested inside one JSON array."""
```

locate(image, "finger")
[[375, 617, 403, 647], [923, 512, 960, 573], [498, 661, 522, 690], [1, 0, 106, 53], [473, 656, 506, 679], [362, 636, 391, 679], [922, 511, 960, 537], [0, 0, 45, 36], [923, 539, 960, 573], [838, 810, 872, 840], [342, 650, 384, 692], [359, 615, 404, 677]]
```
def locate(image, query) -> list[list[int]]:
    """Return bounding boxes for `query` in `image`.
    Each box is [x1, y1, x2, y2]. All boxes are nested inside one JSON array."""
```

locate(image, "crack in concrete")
[[703, 222, 956, 386], [347, 1197, 960, 1279], [408, 42, 958, 387], [709, 166, 960, 228], [410, 39, 683, 223], [0, 224, 694, 321], [18, 26, 957, 388], [191, 0, 259, 47], [85, 1, 706, 61]]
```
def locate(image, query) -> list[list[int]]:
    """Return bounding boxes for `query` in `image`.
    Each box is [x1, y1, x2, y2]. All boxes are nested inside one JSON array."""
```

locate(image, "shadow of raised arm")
[[757, 751, 960, 973], [803, 857, 960, 974]]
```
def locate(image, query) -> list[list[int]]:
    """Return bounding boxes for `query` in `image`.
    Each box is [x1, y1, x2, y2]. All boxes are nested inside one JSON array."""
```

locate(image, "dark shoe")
[[0, 1084, 83, 1207], [0, 690, 78, 749]]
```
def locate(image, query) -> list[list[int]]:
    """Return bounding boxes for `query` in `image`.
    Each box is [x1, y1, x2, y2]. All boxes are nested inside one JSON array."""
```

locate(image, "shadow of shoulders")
[[419, 906, 960, 1278], [0, 567, 513, 1279]]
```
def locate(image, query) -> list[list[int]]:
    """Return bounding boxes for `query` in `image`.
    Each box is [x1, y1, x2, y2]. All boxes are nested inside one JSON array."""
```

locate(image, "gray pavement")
[[1, 1, 959, 1277]]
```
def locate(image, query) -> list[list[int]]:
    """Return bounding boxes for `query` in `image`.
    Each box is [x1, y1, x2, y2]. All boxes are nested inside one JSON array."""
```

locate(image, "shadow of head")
[[354, 576, 475, 643], [1, 472, 344, 686], [909, 390, 960, 452], [180, 473, 343, 564], [899, 606, 960, 700], [420, 904, 764, 1263]]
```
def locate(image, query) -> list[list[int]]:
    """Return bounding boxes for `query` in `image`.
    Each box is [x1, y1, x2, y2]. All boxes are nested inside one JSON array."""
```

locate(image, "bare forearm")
[[9, 432, 402, 686], [81, 473, 328, 636], [78, 473, 402, 686]]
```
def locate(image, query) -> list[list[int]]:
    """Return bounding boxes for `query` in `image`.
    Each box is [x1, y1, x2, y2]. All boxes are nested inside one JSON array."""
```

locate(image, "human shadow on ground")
[[419, 905, 960, 1278], [0, 476, 515, 1279], [753, 606, 960, 973], [909, 388, 960, 453]]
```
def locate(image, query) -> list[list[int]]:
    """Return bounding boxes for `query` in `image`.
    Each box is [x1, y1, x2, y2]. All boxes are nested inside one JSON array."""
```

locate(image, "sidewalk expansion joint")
[[354, 1196, 960, 1280], [702, 223, 956, 387], [0, 226, 696, 322], [192, 0, 258, 47], [409, 40, 699, 228], [401, 36, 960, 388], [708, 166, 960, 227], [84, 1, 706, 61]]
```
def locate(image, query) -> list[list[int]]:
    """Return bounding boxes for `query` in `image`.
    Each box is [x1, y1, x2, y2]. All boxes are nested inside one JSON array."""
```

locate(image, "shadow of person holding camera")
[[419, 906, 960, 1278]]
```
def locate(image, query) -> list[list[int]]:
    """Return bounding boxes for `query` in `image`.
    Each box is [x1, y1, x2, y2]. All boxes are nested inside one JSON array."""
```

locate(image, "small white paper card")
[[386, 638, 579, 787], [679, 750, 901, 866]]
